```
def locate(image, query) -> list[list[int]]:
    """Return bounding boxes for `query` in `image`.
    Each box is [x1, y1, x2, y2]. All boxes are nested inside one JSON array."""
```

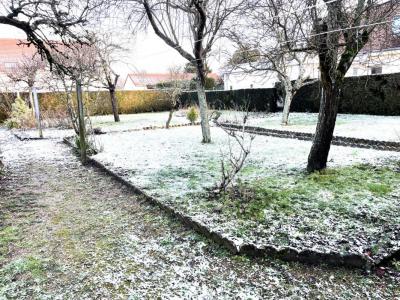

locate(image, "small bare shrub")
[[216, 111, 255, 193]]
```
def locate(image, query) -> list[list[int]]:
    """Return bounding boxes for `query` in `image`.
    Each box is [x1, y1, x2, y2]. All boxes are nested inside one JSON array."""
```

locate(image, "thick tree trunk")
[[196, 78, 211, 143], [281, 91, 293, 126], [166, 109, 174, 129], [109, 88, 120, 122], [307, 83, 340, 172]]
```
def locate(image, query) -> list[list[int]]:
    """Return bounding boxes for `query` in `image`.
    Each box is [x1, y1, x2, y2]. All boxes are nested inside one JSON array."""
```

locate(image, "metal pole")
[[32, 87, 43, 138], [76, 79, 87, 164]]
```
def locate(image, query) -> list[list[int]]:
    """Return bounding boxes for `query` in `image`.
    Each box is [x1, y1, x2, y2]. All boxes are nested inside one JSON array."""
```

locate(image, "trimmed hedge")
[[180, 88, 278, 112], [0, 90, 172, 122], [291, 73, 400, 115]]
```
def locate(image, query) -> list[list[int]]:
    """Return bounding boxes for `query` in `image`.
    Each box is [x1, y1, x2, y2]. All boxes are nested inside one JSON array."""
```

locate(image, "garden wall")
[[180, 88, 279, 112]]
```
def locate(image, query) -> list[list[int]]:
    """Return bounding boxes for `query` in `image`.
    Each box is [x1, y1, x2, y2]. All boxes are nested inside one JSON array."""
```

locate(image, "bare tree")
[[130, 0, 244, 143], [225, 0, 316, 125], [6, 53, 46, 108], [158, 65, 189, 129], [92, 34, 126, 122], [306, 0, 399, 172], [48, 45, 100, 134]]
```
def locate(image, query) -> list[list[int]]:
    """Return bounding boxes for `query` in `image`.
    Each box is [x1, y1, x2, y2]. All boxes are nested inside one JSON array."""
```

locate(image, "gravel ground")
[[1, 128, 400, 299]]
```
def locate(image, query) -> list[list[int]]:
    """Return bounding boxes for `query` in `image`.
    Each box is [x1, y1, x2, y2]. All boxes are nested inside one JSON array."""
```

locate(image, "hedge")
[[0, 90, 173, 122], [291, 73, 400, 115], [179, 88, 278, 112], [1, 73, 399, 122]]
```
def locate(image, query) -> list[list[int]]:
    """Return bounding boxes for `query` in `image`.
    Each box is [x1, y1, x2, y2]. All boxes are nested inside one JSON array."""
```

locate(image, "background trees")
[[92, 34, 126, 122], [225, 0, 315, 125], [6, 54, 46, 108], [0, 0, 105, 72], [0, 0, 106, 168]]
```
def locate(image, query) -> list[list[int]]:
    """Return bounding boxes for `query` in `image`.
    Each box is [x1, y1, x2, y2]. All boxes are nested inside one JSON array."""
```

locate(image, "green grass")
[[0, 227, 19, 264], [1, 256, 46, 281], [218, 164, 400, 221], [366, 183, 392, 196]]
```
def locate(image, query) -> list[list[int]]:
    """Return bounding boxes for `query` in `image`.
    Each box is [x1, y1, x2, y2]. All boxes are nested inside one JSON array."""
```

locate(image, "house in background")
[[122, 72, 221, 90], [123, 73, 195, 90], [0, 39, 37, 72], [0, 38, 38, 91], [222, 9, 400, 90]]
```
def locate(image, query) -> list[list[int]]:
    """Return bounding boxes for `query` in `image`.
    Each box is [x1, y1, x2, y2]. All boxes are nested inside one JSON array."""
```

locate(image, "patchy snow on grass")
[[93, 125, 400, 261], [1, 129, 400, 298], [220, 112, 400, 142], [91, 111, 191, 133], [11, 128, 74, 140]]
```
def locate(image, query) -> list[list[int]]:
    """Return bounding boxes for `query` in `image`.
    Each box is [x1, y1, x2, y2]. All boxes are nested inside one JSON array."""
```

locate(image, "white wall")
[[223, 49, 400, 90], [123, 77, 148, 91]]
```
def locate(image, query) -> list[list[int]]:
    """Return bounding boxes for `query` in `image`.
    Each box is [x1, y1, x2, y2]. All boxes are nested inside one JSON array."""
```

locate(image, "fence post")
[[32, 87, 43, 138], [76, 79, 87, 164]]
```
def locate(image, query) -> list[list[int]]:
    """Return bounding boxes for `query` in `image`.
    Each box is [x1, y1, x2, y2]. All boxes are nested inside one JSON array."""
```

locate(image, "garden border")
[[60, 134, 400, 270], [103, 121, 201, 135], [11, 130, 47, 141], [218, 123, 400, 152]]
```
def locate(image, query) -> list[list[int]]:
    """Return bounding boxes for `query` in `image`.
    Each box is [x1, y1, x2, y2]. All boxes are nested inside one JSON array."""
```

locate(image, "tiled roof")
[[126, 72, 220, 87], [127, 73, 196, 87]]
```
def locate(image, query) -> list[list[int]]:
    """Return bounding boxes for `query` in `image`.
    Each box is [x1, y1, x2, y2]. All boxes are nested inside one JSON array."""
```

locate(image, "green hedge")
[[291, 73, 400, 115], [180, 88, 278, 112], [0, 90, 172, 122]]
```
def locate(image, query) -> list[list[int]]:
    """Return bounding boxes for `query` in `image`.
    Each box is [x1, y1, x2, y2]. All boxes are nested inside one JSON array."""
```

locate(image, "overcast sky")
[[0, 23, 225, 76]]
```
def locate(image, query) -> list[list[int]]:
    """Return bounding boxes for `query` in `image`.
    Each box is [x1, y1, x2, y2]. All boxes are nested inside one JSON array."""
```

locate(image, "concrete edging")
[[103, 122, 201, 135], [219, 123, 400, 152], [11, 130, 47, 141]]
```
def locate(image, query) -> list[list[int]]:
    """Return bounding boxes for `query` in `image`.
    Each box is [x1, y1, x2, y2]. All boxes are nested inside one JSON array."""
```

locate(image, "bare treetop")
[[132, 0, 244, 63], [0, 0, 107, 72], [6, 53, 46, 89]]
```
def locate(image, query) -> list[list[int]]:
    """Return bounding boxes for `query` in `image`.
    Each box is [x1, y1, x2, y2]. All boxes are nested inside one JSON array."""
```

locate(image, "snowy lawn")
[[8, 111, 191, 139], [2, 129, 400, 298], [91, 111, 191, 133], [93, 125, 400, 263], [220, 112, 400, 142]]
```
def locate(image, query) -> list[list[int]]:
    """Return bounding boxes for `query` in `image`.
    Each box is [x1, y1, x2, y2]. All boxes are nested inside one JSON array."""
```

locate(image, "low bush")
[[5, 98, 36, 129], [186, 106, 199, 124]]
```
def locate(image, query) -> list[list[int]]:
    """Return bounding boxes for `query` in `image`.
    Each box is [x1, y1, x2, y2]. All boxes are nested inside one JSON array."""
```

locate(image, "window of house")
[[393, 16, 400, 36], [370, 65, 382, 75], [4, 62, 17, 69]]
